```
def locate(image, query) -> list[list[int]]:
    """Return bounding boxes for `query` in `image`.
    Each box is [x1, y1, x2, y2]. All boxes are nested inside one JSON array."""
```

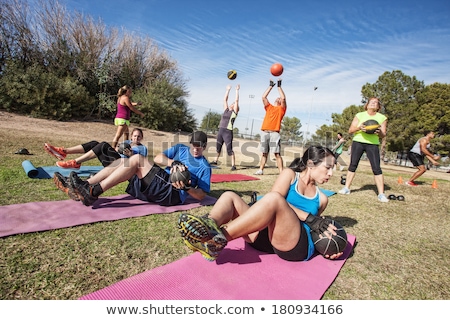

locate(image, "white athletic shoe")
[[254, 169, 264, 175], [378, 194, 389, 203], [338, 187, 350, 195]]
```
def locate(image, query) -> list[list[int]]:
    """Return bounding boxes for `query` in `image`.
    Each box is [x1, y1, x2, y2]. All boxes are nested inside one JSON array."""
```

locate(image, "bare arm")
[[153, 153, 173, 167], [262, 80, 275, 107], [233, 84, 240, 114], [348, 116, 361, 134], [419, 138, 440, 164], [376, 119, 387, 139], [270, 168, 294, 197], [278, 85, 287, 108], [223, 85, 231, 110], [123, 96, 144, 118], [153, 152, 207, 200], [186, 187, 206, 201]]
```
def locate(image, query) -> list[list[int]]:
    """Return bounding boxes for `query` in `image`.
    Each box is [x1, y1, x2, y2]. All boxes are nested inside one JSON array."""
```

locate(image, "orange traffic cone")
[[431, 180, 438, 189], [397, 176, 403, 184]]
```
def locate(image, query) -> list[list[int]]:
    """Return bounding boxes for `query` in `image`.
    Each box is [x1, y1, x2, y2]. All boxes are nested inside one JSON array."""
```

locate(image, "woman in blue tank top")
[[178, 146, 344, 262]]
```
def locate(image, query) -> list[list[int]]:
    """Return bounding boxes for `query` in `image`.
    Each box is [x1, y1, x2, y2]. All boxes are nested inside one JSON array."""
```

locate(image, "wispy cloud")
[[65, 0, 450, 134]]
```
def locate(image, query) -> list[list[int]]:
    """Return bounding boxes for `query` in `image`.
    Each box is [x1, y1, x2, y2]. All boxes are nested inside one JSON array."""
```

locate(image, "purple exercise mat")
[[0, 195, 217, 238]]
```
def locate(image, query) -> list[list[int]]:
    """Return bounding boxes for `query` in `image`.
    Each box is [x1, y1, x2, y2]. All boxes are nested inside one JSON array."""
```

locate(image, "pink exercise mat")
[[80, 235, 356, 300], [0, 194, 216, 238]]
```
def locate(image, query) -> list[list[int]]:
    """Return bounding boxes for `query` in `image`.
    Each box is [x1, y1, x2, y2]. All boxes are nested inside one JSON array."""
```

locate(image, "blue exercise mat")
[[22, 160, 103, 179]]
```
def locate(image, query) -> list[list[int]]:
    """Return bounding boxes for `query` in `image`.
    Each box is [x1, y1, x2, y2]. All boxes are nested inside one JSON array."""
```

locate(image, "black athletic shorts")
[[407, 152, 424, 167], [247, 221, 309, 261], [126, 166, 182, 206]]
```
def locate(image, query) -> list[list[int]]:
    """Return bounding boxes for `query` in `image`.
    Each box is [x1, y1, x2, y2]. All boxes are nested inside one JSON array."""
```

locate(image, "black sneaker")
[[69, 171, 98, 206], [53, 172, 79, 201], [210, 161, 218, 165], [231, 165, 236, 171]]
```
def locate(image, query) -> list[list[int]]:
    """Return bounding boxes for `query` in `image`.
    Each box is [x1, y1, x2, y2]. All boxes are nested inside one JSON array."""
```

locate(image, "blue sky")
[[63, 0, 450, 137]]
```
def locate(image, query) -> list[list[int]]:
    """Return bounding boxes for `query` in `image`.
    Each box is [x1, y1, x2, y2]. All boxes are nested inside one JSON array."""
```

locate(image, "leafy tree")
[[315, 104, 363, 149], [0, 60, 93, 119], [200, 111, 221, 133], [0, 0, 193, 131], [361, 70, 425, 153], [416, 82, 450, 154], [281, 116, 302, 142], [134, 79, 196, 132]]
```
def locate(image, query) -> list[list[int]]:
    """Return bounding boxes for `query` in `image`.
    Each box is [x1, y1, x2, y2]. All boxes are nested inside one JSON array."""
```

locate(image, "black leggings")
[[348, 141, 382, 175], [81, 141, 121, 167]]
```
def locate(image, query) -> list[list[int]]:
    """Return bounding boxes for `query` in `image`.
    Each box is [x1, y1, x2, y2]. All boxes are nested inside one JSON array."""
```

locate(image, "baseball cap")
[[190, 131, 207, 147]]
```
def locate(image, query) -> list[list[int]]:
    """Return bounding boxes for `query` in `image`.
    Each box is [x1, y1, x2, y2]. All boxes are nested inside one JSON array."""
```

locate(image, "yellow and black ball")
[[227, 70, 237, 80]]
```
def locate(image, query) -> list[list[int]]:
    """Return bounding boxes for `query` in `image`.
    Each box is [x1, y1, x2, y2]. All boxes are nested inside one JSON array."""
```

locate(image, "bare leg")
[[344, 171, 356, 189], [73, 150, 98, 165], [92, 155, 152, 193], [274, 153, 284, 173], [258, 153, 268, 171], [374, 174, 385, 195], [231, 152, 235, 167], [86, 158, 124, 185], [64, 145, 85, 154], [209, 191, 301, 252], [112, 124, 128, 148], [408, 165, 427, 182]]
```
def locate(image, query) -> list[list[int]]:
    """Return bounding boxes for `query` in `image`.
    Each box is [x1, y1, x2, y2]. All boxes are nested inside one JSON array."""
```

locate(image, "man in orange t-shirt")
[[255, 79, 287, 175]]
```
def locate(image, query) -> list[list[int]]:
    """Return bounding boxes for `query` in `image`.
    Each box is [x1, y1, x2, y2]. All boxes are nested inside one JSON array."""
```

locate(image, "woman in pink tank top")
[[112, 85, 145, 148]]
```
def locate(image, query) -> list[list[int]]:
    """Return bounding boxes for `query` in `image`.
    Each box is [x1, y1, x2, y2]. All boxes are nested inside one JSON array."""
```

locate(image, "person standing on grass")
[[210, 84, 240, 171], [405, 130, 440, 186], [338, 97, 389, 202], [112, 85, 145, 149], [254, 79, 287, 175], [331, 132, 346, 171]]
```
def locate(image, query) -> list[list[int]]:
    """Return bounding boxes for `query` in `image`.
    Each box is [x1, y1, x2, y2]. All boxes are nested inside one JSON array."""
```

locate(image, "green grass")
[[1, 122, 449, 300]]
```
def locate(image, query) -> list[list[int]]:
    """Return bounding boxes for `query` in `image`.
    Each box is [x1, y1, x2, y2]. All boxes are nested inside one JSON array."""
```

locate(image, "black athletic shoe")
[[69, 171, 98, 206], [53, 172, 79, 201]]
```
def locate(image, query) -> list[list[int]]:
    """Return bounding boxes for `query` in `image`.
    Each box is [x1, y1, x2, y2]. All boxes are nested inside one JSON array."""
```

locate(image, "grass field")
[[1, 112, 449, 300]]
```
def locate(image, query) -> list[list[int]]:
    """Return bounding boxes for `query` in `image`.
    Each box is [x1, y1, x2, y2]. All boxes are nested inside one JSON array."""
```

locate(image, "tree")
[[200, 111, 221, 133], [281, 116, 302, 142], [361, 70, 425, 153], [416, 82, 450, 154], [0, 0, 193, 130], [315, 104, 363, 149]]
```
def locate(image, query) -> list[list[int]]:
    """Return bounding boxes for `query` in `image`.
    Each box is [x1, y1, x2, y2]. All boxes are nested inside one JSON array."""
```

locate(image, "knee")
[[261, 191, 284, 205], [130, 154, 145, 165], [372, 169, 382, 175]]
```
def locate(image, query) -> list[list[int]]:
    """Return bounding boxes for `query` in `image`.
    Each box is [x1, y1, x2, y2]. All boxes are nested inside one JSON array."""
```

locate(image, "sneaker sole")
[[183, 239, 217, 262], [53, 174, 80, 201], [69, 172, 97, 206], [56, 162, 80, 169], [44, 144, 66, 161], [178, 214, 226, 243]]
